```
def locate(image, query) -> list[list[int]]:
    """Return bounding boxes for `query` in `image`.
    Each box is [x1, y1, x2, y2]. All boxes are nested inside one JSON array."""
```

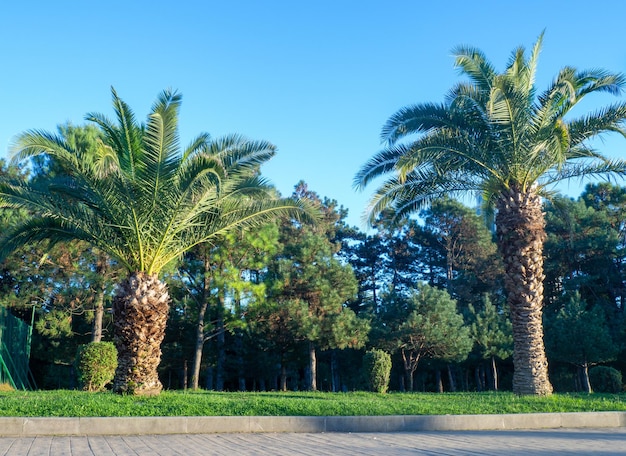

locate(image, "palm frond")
[[567, 103, 626, 147], [452, 45, 497, 93], [9, 130, 81, 171], [107, 87, 144, 178], [380, 102, 453, 145], [575, 68, 626, 98], [353, 144, 412, 190], [142, 89, 183, 207], [358, 34, 626, 227], [206, 134, 276, 169], [181, 133, 211, 162], [541, 159, 626, 187], [156, 197, 318, 271], [363, 165, 482, 225]]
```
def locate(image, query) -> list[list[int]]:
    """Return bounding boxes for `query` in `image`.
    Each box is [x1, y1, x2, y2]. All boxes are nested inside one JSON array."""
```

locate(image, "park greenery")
[[1, 35, 626, 402], [0, 390, 625, 417]]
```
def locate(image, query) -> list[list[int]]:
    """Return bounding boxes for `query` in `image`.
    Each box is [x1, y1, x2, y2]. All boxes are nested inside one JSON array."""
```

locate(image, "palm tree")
[[354, 34, 626, 395], [1, 88, 310, 395]]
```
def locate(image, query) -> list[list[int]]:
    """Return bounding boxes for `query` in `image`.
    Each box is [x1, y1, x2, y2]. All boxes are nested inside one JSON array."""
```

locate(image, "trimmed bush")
[[76, 342, 118, 392], [362, 349, 392, 394], [589, 366, 623, 393]]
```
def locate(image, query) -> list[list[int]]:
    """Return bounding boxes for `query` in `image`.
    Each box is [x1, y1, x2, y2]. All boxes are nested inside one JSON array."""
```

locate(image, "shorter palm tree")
[[1, 88, 311, 395]]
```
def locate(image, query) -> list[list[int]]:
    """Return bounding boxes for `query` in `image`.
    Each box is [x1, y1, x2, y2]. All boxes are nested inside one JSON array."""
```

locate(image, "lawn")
[[1, 390, 625, 417]]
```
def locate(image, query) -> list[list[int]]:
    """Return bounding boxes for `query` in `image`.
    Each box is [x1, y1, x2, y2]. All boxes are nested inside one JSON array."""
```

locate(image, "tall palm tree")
[[1, 88, 310, 395], [354, 34, 626, 395]]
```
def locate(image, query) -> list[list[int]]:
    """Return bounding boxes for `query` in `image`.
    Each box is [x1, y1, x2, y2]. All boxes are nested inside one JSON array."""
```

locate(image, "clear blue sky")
[[2, 1, 626, 228]]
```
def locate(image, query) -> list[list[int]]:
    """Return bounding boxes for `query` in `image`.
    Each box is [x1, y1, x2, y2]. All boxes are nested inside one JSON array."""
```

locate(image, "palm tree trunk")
[[496, 187, 553, 395], [112, 272, 170, 395]]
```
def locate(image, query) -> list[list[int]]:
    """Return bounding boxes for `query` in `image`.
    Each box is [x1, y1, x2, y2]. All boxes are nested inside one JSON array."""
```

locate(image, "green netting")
[[0, 306, 36, 390]]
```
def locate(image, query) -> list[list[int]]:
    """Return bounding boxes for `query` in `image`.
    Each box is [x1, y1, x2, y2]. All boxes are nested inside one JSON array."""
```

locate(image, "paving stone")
[[1, 429, 625, 455]]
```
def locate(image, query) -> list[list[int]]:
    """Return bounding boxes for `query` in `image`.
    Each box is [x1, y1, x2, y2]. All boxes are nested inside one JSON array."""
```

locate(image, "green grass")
[[1, 390, 625, 417]]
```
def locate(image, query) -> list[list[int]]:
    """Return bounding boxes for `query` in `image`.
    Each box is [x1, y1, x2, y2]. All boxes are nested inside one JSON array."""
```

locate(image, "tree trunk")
[[308, 341, 317, 391], [236, 330, 246, 391], [401, 348, 418, 392], [491, 356, 499, 391], [191, 299, 209, 390], [92, 253, 108, 343], [330, 350, 338, 392], [447, 364, 457, 392], [475, 365, 483, 392], [406, 370, 414, 392], [191, 256, 211, 390], [234, 294, 246, 392], [92, 293, 104, 343], [580, 363, 592, 393], [436, 370, 443, 393], [496, 187, 553, 396], [371, 273, 378, 310], [112, 272, 170, 395], [280, 363, 288, 391], [215, 289, 225, 391]]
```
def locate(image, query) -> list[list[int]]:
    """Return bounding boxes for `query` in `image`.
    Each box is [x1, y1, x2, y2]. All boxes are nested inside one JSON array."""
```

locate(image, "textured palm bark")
[[496, 187, 553, 395], [112, 272, 170, 395]]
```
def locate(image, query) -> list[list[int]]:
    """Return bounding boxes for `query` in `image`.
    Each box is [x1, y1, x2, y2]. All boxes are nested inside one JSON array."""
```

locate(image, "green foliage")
[[544, 293, 617, 367], [384, 284, 473, 363], [1, 390, 625, 417], [469, 295, 512, 361], [265, 183, 367, 352], [589, 366, 623, 394], [420, 198, 503, 304], [372, 283, 472, 390], [35, 309, 74, 339], [76, 342, 118, 392], [362, 349, 392, 393], [544, 195, 624, 312]]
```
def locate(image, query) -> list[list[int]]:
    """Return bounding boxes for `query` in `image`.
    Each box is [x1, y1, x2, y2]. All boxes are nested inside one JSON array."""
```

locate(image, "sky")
[[2, 1, 626, 229]]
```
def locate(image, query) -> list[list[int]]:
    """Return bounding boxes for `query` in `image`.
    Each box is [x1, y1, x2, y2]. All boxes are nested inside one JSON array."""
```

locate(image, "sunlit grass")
[[1, 390, 625, 417]]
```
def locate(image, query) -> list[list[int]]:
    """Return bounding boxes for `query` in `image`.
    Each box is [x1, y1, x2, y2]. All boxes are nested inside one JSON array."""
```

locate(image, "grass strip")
[[0, 391, 625, 417]]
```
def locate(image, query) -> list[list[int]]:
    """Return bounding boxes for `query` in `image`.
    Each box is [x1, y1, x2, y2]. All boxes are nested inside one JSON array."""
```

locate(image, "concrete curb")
[[1, 412, 625, 436]]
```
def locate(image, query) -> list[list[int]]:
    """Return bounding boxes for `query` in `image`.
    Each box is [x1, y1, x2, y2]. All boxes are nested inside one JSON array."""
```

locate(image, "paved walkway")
[[1, 428, 625, 455]]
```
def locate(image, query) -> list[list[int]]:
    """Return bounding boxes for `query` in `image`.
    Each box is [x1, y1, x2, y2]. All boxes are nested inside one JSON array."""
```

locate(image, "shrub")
[[362, 349, 392, 393], [589, 366, 623, 393], [76, 342, 118, 392]]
